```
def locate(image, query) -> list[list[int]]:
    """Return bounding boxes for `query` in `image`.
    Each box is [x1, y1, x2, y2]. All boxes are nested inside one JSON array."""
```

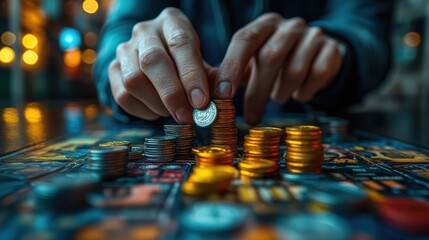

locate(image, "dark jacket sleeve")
[[93, 0, 178, 123], [308, 0, 393, 111]]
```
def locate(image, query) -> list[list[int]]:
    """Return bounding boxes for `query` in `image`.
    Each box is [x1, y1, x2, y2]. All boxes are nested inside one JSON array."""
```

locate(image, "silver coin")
[[193, 101, 217, 127]]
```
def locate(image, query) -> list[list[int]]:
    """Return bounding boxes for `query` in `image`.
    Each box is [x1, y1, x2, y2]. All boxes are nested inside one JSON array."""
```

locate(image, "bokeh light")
[[404, 32, 421, 48], [0, 47, 15, 64], [59, 28, 82, 51], [82, 0, 99, 14], [22, 34, 38, 49], [1, 31, 16, 46], [23, 50, 39, 65], [84, 32, 98, 47], [2, 108, 19, 124], [64, 49, 82, 67], [24, 105, 42, 123], [82, 49, 96, 64]]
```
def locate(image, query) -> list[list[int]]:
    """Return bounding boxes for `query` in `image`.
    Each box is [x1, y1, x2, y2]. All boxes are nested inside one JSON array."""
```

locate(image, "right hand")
[[108, 8, 210, 124]]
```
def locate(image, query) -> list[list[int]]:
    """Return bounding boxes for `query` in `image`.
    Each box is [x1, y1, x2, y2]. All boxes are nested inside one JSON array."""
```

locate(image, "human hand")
[[214, 14, 343, 125], [108, 8, 210, 123]]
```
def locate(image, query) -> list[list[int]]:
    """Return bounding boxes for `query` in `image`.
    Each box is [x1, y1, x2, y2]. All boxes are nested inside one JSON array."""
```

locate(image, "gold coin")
[[285, 125, 321, 135], [192, 146, 232, 157], [249, 127, 283, 137]]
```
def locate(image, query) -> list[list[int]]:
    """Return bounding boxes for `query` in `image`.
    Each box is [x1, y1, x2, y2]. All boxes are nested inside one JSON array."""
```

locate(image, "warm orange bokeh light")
[[82, 49, 96, 64], [404, 32, 421, 48], [23, 50, 39, 65], [64, 49, 82, 67], [0, 46, 15, 64], [83, 0, 99, 14], [22, 34, 38, 49], [1, 31, 16, 46]]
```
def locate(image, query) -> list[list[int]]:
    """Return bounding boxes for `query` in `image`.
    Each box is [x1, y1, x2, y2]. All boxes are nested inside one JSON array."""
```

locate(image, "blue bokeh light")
[[59, 28, 81, 51]]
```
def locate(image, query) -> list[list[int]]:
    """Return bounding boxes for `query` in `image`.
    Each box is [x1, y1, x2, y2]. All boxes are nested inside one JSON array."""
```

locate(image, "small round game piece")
[[276, 213, 351, 240], [179, 202, 248, 233], [193, 101, 217, 127], [32, 173, 100, 211], [144, 136, 176, 162], [378, 197, 429, 234], [87, 146, 129, 179]]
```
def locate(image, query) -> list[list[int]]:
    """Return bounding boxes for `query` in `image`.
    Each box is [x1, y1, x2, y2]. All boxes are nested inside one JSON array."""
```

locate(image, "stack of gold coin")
[[285, 125, 324, 173], [238, 158, 278, 178], [243, 127, 283, 167], [181, 165, 237, 196], [99, 140, 132, 150], [164, 124, 195, 160], [192, 146, 234, 167], [211, 99, 237, 154]]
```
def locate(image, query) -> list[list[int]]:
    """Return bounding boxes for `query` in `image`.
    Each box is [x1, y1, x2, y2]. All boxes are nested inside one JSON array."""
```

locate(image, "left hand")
[[213, 13, 343, 125]]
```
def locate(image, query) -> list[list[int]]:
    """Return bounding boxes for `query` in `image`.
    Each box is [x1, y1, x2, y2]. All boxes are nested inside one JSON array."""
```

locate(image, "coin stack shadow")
[[32, 173, 100, 211], [144, 136, 176, 162], [164, 124, 195, 160], [192, 146, 234, 167], [243, 127, 283, 169], [285, 125, 324, 173], [88, 146, 129, 179], [211, 99, 237, 154]]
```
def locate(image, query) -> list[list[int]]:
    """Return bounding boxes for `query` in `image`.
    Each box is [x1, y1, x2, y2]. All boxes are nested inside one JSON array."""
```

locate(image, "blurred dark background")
[[0, 0, 428, 110]]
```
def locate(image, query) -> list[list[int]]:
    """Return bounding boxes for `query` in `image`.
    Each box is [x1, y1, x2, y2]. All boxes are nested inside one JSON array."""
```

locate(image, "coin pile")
[[144, 136, 176, 162], [99, 140, 132, 150], [238, 158, 278, 178], [211, 99, 237, 154], [192, 146, 234, 167], [181, 165, 237, 196], [243, 127, 283, 167], [32, 173, 100, 211], [285, 125, 324, 173], [87, 146, 129, 178], [164, 124, 195, 160]]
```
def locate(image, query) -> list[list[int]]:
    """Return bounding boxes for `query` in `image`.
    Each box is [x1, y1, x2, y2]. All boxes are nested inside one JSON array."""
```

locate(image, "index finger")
[[159, 8, 210, 109], [214, 13, 281, 99]]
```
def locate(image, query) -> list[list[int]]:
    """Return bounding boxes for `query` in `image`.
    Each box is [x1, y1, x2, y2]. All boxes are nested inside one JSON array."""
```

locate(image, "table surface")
[[1, 100, 428, 156]]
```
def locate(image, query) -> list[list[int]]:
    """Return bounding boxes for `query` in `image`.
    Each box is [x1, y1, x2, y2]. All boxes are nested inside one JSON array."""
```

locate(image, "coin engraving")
[[193, 101, 217, 127]]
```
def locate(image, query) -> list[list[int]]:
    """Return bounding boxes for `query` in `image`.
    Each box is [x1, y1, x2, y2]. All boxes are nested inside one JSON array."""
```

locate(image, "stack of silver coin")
[[164, 124, 195, 160], [87, 146, 129, 178], [144, 136, 176, 162], [32, 173, 100, 211], [129, 146, 144, 160]]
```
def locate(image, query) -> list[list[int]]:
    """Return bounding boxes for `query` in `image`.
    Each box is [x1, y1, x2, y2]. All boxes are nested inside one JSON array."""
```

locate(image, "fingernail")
[[175, 107, 192, 124], [191, 88, 206, 109], [215, 81, 232, 98]]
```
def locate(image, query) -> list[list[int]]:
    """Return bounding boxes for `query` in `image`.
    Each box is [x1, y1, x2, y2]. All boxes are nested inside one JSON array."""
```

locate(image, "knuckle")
[[114, 90, 132, 108], [310, 27, 324, 37], [167, 30, 194, 50], [140, 47, 166, 69], [122, 71, 141, 90], [259, 12, 282, 23], [260, 46, 283, 64], [233, 28, 258, 42], [116, 42, 129, 56], [161, 7, 182, 17], [161, 87, 183, 106], [312, 63, 330, 80], [180, 67, 201, 83], [132, 22, 149, 37], [289, 17, 306, 28]]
